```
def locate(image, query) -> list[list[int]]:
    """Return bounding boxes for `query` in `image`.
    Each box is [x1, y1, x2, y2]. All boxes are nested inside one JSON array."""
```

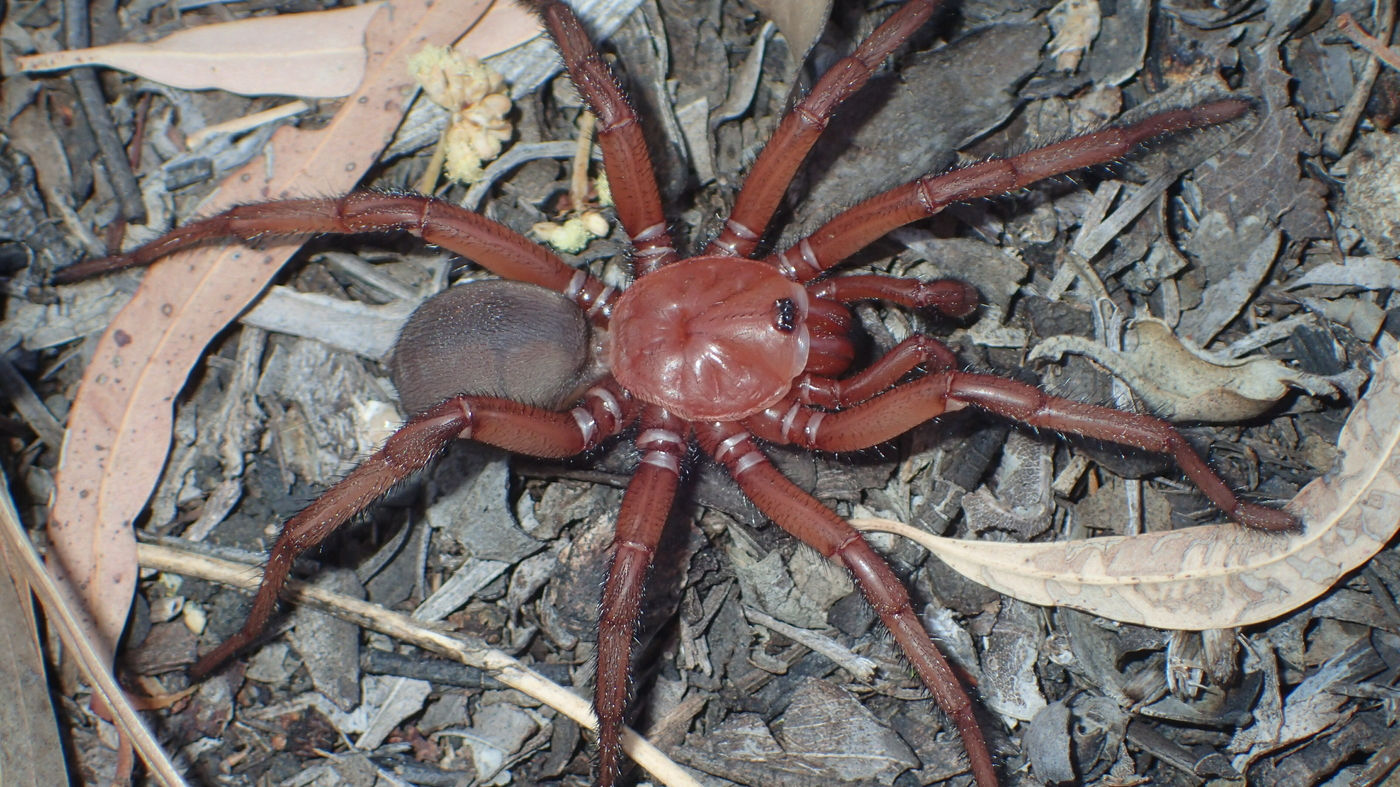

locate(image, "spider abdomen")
[[609, 257, 811, 421], [390, 280, 599, 416]]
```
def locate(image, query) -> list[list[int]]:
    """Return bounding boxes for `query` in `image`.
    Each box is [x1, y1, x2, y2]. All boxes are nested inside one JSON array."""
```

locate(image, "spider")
[[55, 0, 1299, 784]]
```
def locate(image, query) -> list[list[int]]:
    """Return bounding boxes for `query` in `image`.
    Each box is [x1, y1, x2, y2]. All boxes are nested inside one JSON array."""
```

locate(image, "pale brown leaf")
[[48, 0, 495, 666], [749, 0, 833, 65], [16, 4, 385, 98], [454, 0, 542, 57], [16, 1, 541, 100], [1029, 317, 1341, 422], [854, 351, 1398, 631]]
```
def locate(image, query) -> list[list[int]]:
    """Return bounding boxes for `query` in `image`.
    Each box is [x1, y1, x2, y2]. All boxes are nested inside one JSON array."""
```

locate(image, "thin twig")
[[135, 541, 702, 787], [1338, 12, 1400, 72], [1328, 5, 1399, 156], [63, 0, 146, 227], [570, 110, 596, 211]]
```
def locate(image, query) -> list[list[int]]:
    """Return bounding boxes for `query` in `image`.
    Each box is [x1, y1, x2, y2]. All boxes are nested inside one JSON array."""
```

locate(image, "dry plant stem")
[[571, 110, 597, 210], [1338, 12, 1400, 72], [134, 542, 700, 787], [186, 100, 311, 149], [53, 1, 1302, 784], [63, 0, 145, 225], [1327, 5, 1398, 156], [415, 128, 451, 194], [1327, 53, 1383, 158]]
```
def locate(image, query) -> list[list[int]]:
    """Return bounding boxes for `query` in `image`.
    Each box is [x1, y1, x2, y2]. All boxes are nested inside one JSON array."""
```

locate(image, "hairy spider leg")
[[746, 371, 1298, 532], [53, 193, 619, 323], [527, 0, 680, 273], [189, 382, 635, 678], [593, 408, 690, 784], [707, 0, 950, 257], [698, 421, 999, 786], [769, 100, 1250, 281]]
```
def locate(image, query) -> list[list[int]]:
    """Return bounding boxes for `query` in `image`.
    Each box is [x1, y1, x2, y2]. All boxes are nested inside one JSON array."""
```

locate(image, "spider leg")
[[796, 273, 976, 405], [707, 0, 949, 257], [191, 382, 635, 678], [528, 1, 679, 272], [747, 374, 1299, 531], [696, 421, 998, 787], [54, 194, 617, 319], [594, 407, 688, 786], [798, 335, 958, 408], [809, 274, 979, 319], [768, 101, 1250, 281]]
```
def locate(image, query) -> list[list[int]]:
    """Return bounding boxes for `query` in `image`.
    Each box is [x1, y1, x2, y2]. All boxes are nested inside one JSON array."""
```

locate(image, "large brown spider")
[[56, 0, 1299, 784]]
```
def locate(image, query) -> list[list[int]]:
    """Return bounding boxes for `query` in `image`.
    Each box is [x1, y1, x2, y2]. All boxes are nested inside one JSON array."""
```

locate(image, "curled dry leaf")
[[48, 0, 494, 666], [16, 4, 386, 98], [748, 0, 834, 65], [1029, 317, 1341, 422], [854, 351, 1397, 631]]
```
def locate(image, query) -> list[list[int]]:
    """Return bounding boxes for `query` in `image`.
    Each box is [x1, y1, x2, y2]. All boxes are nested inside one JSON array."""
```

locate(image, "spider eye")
[[774, 298, 797, 333]]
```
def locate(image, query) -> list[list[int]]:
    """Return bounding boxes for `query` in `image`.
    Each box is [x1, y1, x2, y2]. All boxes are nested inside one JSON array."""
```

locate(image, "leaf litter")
[[4, 0, 1400, 785], [14, 4, 389, 98]]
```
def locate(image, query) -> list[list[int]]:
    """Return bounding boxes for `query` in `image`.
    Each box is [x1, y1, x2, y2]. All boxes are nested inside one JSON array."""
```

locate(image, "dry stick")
[[463, 141, 602, 209], [570, 110, 597, 211], [1338, 12, 1400, 71], [187, 101, 311, 150], [0, 478, 186, 787], [1328, 7, 1400, 156], [1327, 42, 1384, 157], [134, 541, 702, 787], [105, 91, 154, 251], [416, 124, 452, 195], [62, 0, 146, 226]]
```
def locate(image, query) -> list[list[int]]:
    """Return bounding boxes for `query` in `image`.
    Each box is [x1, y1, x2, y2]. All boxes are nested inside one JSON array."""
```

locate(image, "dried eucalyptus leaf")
[[750, 0, 832, 64], [1030, 317, 1340, 421]]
